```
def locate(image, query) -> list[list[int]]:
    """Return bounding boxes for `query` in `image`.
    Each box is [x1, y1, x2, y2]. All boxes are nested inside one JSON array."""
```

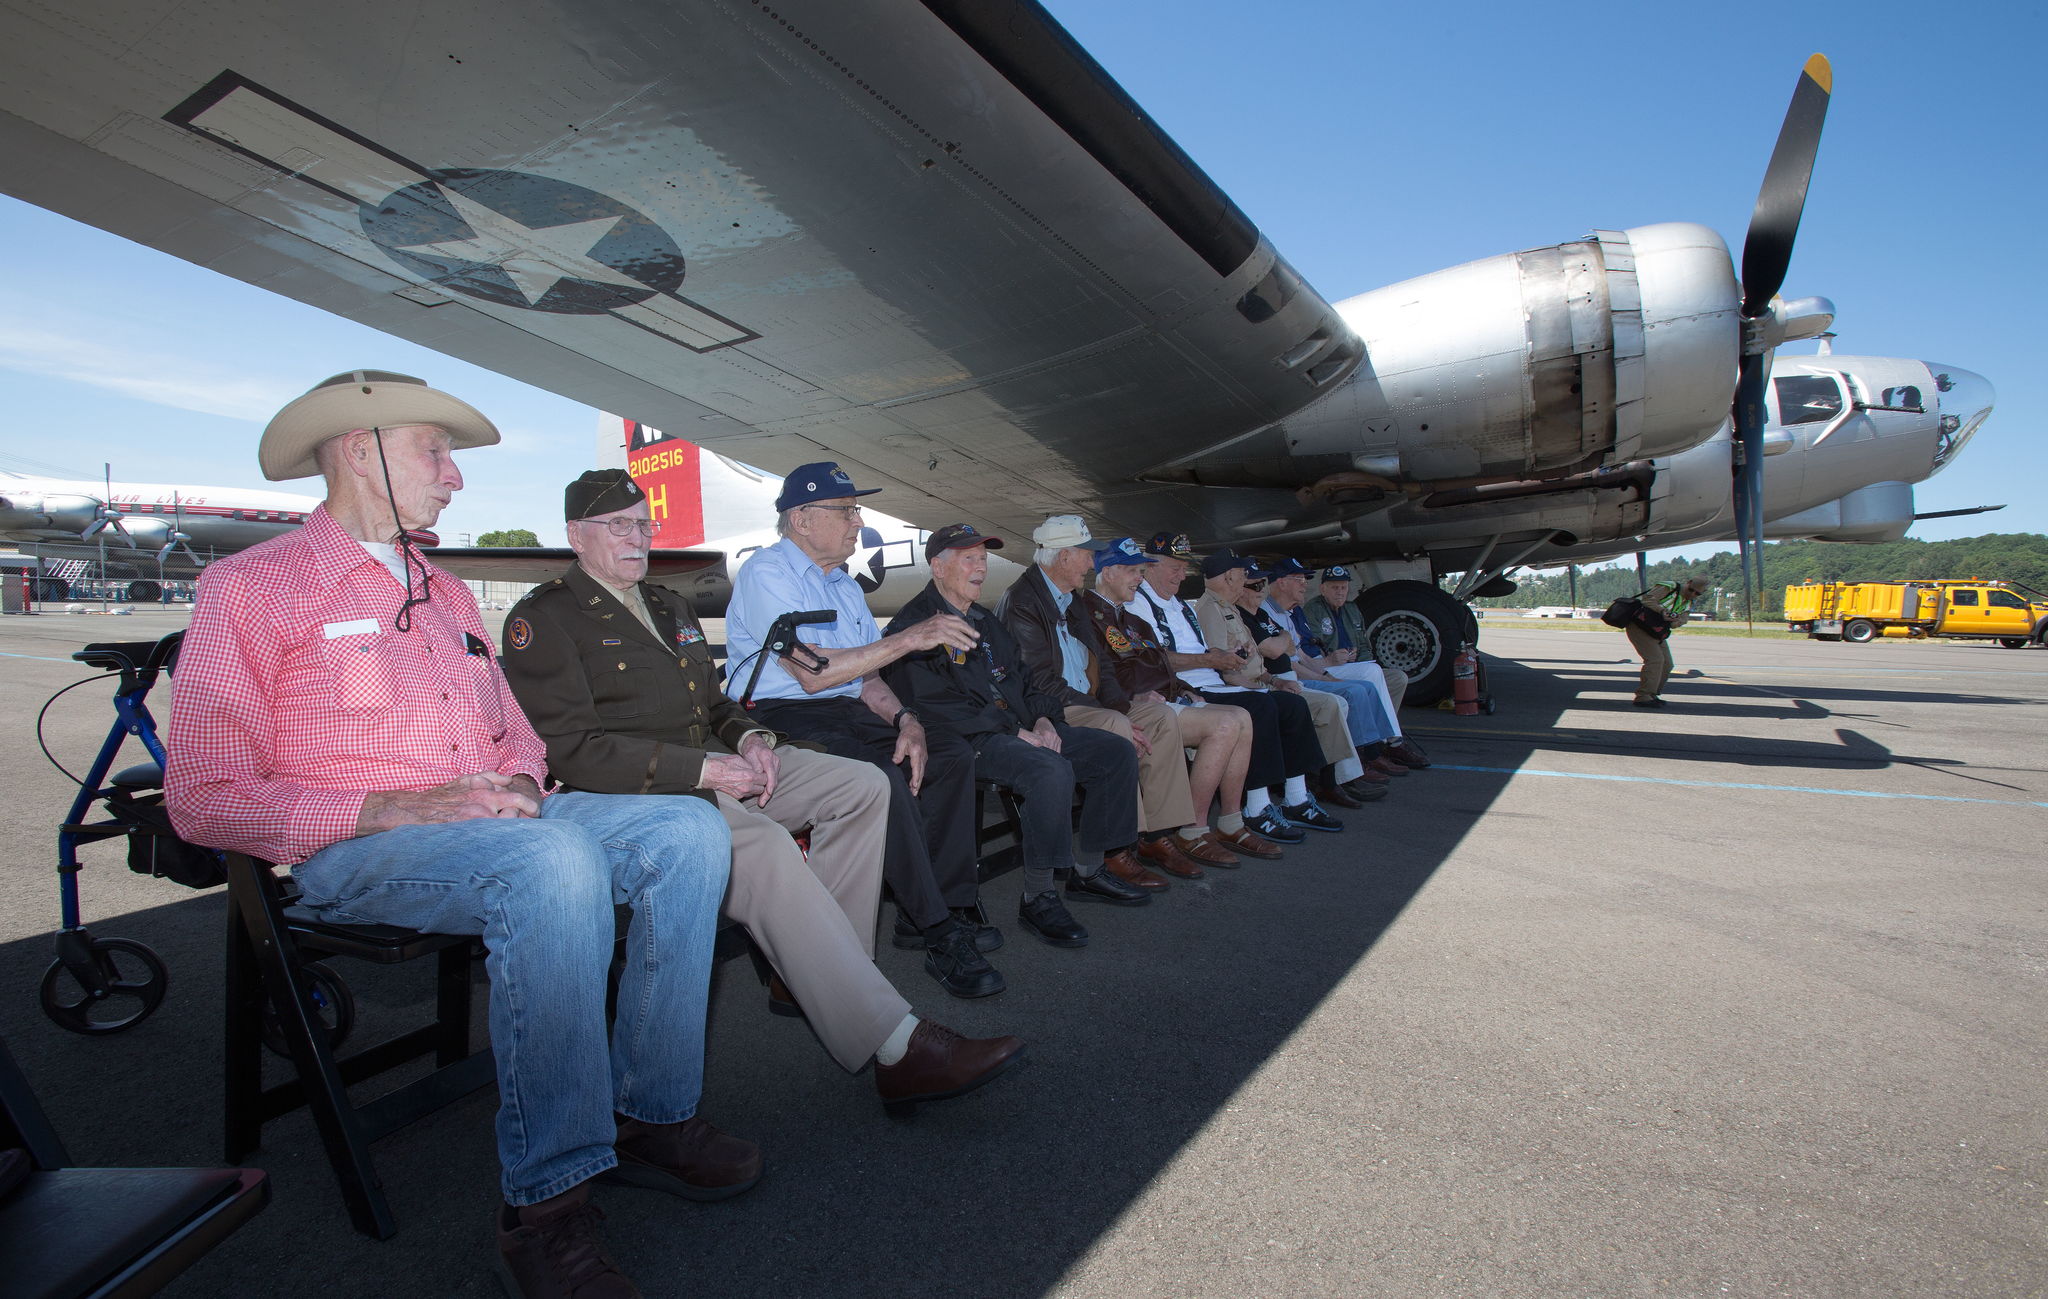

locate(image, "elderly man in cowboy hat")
[[500, 469, 1022, 1115], [166, 372, 747, 1298], [722, 462, 1006, 999]]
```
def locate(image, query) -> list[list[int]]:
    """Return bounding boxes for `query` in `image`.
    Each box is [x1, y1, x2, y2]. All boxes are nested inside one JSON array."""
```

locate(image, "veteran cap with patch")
[[1093, 537, 1158, 570], [565, 469, 646, 521], [925, 522, 1005, 560], [775, 461, 882, 513]]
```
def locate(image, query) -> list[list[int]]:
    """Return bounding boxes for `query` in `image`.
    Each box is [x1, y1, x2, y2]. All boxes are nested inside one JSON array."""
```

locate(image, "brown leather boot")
[[496, 1182, 640, 1299], [1134, 834, 1205, 879], [1101, 847, 1170, 891], [874, 1020, 1026, 1117], [603, 1115, 762, 1201]]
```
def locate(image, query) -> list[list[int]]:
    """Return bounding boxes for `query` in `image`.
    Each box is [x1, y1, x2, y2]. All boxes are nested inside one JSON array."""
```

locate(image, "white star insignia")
[[398, 186, 640, 305]]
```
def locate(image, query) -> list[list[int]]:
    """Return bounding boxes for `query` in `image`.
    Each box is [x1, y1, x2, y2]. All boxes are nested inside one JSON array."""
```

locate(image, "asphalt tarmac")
[[1, 608, 2041, 1297]]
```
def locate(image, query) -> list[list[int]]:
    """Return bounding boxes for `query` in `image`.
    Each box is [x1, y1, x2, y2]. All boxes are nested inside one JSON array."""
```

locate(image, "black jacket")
[[993, 565, 1130, 712], [884, 581, 1063, 745]]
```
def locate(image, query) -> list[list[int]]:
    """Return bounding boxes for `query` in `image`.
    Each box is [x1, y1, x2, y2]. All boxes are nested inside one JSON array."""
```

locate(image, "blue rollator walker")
[[42, 632, 189, 1033], [43, 629, 359, 1051]]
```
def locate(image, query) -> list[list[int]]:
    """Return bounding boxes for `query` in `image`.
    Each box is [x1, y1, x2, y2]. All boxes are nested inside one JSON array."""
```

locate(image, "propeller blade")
[[1740, 54, 1832, 316], [1732, 352, 1770, 621]]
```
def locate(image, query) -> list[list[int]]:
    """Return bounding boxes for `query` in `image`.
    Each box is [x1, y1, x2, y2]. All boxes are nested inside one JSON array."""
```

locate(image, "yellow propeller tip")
[[1803, 53, 1832, 94]]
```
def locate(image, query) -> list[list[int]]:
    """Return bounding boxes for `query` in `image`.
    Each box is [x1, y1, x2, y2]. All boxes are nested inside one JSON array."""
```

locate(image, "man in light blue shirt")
[[726, 462, 1006, 1001]]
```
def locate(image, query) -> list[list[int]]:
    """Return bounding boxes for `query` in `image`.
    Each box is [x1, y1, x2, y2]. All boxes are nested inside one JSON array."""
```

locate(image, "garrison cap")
[[565, 469, 646, 521]]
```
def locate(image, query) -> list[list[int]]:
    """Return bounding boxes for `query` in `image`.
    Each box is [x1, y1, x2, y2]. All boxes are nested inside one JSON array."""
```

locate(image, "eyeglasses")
[[805, 504, 864, 520], [580, 517, 659, 538]]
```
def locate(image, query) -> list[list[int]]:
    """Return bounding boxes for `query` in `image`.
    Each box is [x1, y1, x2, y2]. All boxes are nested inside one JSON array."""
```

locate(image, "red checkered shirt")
[[166, 505, 548, 865]]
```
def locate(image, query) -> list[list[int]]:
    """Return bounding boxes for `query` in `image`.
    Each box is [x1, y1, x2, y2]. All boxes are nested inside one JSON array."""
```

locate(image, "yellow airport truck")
[[1783, 579, 2048, 646]]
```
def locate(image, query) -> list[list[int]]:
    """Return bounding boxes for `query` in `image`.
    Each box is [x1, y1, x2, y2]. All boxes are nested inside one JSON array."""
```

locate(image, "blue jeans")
[[1303, 678, 1394, 745], [291, 792, 731, 1205]]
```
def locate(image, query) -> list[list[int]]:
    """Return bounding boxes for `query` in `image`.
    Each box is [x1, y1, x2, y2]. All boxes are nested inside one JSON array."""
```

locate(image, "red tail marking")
[[623, 421, 705, 547]]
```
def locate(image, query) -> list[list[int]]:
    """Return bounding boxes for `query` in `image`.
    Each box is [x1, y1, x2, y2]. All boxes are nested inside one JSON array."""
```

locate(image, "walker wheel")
[[259, 961, 356, 1058], [40, 936, 168, 1035]]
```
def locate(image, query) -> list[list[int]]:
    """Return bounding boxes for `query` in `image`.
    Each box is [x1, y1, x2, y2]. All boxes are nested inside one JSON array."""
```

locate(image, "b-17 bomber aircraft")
[[0, 1, 1995, 700]]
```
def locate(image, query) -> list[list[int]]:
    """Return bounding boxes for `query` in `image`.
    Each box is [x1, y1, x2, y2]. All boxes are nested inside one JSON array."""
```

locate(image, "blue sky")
[[1, 0, 2040, 559]]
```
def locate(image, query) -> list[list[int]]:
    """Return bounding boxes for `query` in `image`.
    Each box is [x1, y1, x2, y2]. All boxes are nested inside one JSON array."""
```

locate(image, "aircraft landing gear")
[[1354, 580, 1473, 706]]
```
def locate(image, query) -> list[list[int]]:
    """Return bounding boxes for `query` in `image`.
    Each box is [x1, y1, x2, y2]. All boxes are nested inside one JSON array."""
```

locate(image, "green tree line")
[[1468, 533, 2048, 620]]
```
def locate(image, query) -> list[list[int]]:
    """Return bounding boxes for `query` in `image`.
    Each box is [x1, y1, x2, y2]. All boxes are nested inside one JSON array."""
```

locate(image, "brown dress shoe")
[[1213, 825, 1283, 860], [1386, 739, 1431, 769], [1347, 761, 1390, 785], [496, 1182, 640, 1299], [875, 1019, 1026, 1117], [1178, 831, 1241, 867], [766, 974, 802, 1019], [1314, 779, 1364, 809], [1101, 848, 1170, 891], [1366, 754, 1409, 777], [603, 1114, 762, 1201], [1134, 834, 1205, 879]]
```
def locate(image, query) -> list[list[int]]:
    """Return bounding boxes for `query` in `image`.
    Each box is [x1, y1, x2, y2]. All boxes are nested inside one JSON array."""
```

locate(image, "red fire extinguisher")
[[1451, 644, 1481, 716]]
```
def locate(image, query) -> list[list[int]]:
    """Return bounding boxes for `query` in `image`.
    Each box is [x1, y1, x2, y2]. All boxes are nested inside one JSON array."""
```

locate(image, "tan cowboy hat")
[[259, 370, 500, 481]]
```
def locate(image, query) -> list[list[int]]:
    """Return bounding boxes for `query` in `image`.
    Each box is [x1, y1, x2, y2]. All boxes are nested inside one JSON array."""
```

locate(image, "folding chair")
[[0, 1030, 268, 1298], [222, 850, 493, 1240]]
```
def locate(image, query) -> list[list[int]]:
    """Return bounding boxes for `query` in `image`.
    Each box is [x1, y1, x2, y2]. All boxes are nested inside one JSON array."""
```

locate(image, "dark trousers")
[[752, 696, 979, 923], [972, 725, 1138, 873], [1199, 688, 1321, 786]]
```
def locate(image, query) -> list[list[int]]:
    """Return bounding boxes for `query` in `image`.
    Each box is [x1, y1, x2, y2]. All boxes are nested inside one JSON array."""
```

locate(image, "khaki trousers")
[[1626, 625, 1675, 700], [715, 746, 906, 1071], [1066, 700, 1197, 833], [1295, 684, 1353, 765]]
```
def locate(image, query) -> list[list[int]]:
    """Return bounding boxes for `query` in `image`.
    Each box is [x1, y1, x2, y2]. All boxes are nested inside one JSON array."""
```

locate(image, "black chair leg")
[[227, 860, 398, 1240], [434, 944, 471, 1068], [223, 903, 264, 1164]]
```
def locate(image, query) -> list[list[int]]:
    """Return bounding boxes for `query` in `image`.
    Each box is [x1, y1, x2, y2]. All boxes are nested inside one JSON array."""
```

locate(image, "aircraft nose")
[[1925, 363, 1994, 474]]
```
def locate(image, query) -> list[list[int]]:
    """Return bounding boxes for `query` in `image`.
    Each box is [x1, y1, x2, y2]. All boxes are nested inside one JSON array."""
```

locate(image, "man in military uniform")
[[501, 470, 1023, 1115]]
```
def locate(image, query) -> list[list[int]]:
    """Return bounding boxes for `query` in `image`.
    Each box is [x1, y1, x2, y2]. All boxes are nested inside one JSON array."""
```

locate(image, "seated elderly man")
[[996, 515, 1236, 888], [1072, 537, 1259, 867], [1260, 558, 1412, 791], [1231, 563, 1381, 811], [724, 462, 1004, 1001], [165, 372, 744, 1298], [1183, 551, 1333, 840], [1300, 566, 1429, 769], [886, 524, 1151, 948], [500, 469, 1022, 1117]]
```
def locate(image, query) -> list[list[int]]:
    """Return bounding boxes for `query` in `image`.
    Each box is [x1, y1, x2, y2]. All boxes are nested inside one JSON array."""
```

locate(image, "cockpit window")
[[1773, 375, 1843, 425]]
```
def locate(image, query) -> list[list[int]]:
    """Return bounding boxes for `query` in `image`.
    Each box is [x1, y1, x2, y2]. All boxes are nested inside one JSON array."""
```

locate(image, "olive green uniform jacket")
[[500, 564, 773, 797]]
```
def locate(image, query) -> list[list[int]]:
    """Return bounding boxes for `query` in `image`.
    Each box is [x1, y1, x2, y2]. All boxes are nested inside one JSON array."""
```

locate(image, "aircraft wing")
[[0, 0, 1356, 546], [425, 547, 724, 585]]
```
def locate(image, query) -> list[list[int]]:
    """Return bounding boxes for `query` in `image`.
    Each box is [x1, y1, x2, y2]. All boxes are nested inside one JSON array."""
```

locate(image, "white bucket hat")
[[259, 370, 500, 481]]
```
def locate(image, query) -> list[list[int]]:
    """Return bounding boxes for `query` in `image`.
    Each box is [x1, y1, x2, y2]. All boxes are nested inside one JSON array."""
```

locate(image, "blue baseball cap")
[[1263, 556, 1310, 579], [1092, 537, 1159, 571], [775, 461, 882, 513], [1199, 549, 1253, 579]]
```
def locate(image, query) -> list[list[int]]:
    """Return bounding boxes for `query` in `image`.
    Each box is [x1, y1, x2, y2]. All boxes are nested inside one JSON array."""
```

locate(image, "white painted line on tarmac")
[[1436, 764, 2048, 809]]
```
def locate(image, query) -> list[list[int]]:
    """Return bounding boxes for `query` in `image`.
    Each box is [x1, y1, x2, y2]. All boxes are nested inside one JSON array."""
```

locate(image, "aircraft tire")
[[34, 577, 69, 601], [1842, 619, 1877, 643], [1354, 580, 1467, 706], [126, 580, 162, 603]]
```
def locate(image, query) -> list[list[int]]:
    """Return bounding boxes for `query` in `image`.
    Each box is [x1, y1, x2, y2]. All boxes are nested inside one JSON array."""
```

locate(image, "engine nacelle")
[[1764, 481, 1915, 544], [0, 492, 101, 535], [1292, 222, 1737, 483]]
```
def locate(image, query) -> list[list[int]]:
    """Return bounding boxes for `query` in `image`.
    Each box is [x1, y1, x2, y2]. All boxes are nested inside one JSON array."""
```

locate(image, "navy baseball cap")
[[1320, 565, 1353, 583], [1143, 531, 1198, 561], [1199, 549, 1253, 578], [925, 522, 1005, 560], [1263, 556, 1310, 579], [775, 461, 882, 513], [1093, 537, 1159, 571]]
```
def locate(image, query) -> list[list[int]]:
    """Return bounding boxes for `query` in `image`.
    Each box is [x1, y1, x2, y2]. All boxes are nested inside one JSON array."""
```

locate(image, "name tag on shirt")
[[323, 619, 380, 638]]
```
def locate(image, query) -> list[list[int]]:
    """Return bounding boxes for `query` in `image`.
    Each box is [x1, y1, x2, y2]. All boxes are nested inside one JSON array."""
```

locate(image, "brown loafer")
[[1178, 832, 1241, 867], [875, 1019, 1025, 1118], [1315, 780, 1364, 809], [1102, 848, 1170, 891], [496, 1182, 640, 1299], [1386, 739, 1431, 769], [1134, 834, 1204, 879], [604, 1114, 762, 1201], [1347, 761, 1390, 785], [1213, 826, 1283, 860], [1366, 754, 1409, 777]]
